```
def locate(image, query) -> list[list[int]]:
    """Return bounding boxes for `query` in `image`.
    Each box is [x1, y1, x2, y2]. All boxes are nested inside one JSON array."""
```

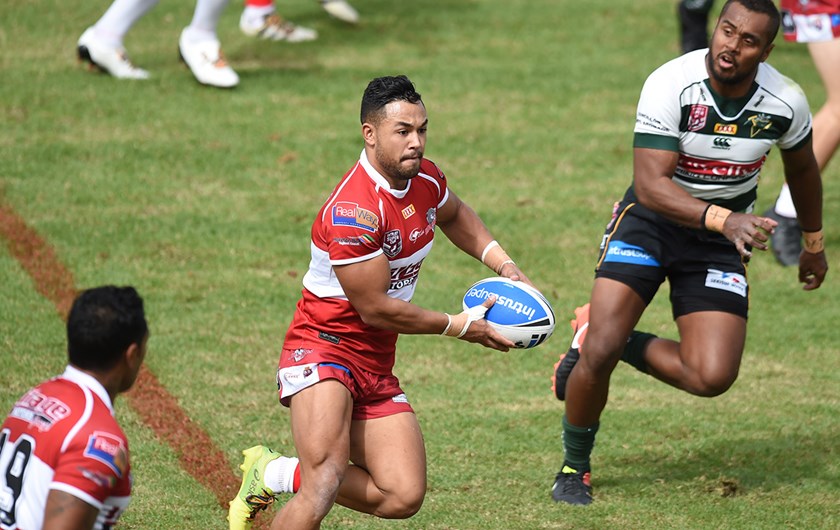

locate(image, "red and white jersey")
[[0, 366, 131, 530], [282, 150, 449, 374], [781, 0, 840, 42]]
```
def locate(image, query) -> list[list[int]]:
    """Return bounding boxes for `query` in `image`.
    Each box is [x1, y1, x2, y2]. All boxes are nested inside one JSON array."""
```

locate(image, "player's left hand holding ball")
[[442, 296, 514, 352]]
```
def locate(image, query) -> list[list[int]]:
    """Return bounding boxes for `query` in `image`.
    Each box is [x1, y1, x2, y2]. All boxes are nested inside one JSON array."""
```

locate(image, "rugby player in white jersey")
[[0, 286, 148, 529], [549, 0, 827, 505], [228, 75, 530, 529]]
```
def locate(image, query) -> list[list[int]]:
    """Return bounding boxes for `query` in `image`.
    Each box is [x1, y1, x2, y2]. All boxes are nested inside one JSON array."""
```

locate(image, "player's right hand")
[[723, 212, 777, 258]]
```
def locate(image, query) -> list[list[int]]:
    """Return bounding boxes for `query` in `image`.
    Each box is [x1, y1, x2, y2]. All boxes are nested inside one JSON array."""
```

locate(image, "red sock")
[[244, 0, 273, 7], [292, 464, 301, 493]]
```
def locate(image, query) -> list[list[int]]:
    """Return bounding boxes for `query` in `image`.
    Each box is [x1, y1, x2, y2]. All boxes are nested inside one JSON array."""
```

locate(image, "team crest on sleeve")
[[331, 201, 379, 233], [687, 104, 708, 132], [382, 230, 403, 257], [84, 432, 128, 478]]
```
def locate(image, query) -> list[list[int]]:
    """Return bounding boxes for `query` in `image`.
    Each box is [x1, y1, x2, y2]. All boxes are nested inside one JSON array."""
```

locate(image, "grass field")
[[2, 0, 839, 528]]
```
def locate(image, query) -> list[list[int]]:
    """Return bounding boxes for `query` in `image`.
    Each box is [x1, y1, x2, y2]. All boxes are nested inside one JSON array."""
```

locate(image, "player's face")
[[364, 100, 427, 189], [707, 2, 775, 96]]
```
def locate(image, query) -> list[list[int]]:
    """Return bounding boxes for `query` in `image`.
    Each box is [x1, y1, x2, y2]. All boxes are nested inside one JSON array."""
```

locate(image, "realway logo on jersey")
[[705, 269, 747, 297]]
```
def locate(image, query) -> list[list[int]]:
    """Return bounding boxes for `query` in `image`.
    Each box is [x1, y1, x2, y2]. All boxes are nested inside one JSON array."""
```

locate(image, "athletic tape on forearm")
[[803, 230, 824, 253], [442, 305, 490, 338], [703, 204, 732, 233], [480, 240, 515, 275]]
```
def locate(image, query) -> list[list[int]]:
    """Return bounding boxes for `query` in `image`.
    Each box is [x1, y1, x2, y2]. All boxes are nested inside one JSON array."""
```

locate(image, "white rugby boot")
[[239, 12, 318, 42], [178, 29, 239, 88], [77, 27, 150, 79], [320, 0, 359, 24]]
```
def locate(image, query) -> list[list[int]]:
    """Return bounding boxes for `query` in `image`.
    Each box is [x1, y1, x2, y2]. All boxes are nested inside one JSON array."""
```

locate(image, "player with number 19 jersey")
[[281, 149, 448, 376], [0, 366, 131, 530]]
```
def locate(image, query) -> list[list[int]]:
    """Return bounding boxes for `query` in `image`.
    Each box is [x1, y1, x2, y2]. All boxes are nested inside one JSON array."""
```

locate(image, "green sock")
[[562, 415, 599, 472], [621, 331, 656, 374]]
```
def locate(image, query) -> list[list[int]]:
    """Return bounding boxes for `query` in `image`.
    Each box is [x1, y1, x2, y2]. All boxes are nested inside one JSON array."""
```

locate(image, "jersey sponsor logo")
[[81, 467, 118, 489], [603, 241, 660, 266], [401, 204, 416, 219], [318, 331, 341, 344], [637, 112, 670, 132], [84, 432, 128, 478], [382, 229, 403, 257], [390, 260, 424, 290], [712, 137, 732, 150], [704, 269, 748, 297], [687, 104, 708, 132], [678, 154, 764, 179], [358, 233, 378, 248], [713, 123, 738, 135], [746, 113, 773, 138], [331, 201, 379, 233], [333, 236, 361, 246], [10, 389, 71, 432], [409, 208, 438, 243]]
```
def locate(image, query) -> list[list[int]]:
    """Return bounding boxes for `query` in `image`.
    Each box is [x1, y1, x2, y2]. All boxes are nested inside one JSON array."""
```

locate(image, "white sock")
[[774, 184, 797, 218], [93, 0, 160, 48], [187, 0, 230, 36], [264, 456, 299, 494]]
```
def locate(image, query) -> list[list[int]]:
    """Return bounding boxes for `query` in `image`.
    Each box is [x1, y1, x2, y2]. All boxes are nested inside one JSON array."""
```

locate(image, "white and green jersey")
[[633, 49, 812, 212]]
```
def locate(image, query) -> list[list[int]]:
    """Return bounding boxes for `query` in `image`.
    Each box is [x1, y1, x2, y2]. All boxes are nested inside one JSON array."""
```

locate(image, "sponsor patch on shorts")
[[278, 363, 321, 399], [603, 240, 660, 266], [704, 269, 747, 297], [391, 393, 409, 404]]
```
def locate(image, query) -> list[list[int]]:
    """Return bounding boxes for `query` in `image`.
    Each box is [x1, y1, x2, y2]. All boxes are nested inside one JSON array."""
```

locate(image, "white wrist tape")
[[480, 240, 514, 275], [443, 304, 490, 338]]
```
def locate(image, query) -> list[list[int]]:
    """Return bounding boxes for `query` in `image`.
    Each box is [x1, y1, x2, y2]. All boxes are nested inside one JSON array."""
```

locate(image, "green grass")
[[2, 0, 839, 528]]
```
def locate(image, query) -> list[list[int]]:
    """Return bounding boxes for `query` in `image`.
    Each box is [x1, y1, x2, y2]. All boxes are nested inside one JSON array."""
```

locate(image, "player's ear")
[[362, 122, 376, 146], [760, 42, 774, 62]]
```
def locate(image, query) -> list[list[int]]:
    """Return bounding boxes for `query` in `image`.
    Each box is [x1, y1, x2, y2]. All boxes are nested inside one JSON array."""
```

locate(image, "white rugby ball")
[[462, 277, 556, 348]]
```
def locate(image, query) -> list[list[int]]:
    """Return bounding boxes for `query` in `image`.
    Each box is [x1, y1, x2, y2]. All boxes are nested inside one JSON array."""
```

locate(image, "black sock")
[[562, 415, 598, 472], [621, 331, 656, 374]]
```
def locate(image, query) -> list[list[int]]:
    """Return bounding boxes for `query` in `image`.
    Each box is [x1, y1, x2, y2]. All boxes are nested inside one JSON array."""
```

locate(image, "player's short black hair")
[[720, 0, 781, 43], [360, 75, 423, 125], [67, 285, 148, 371]]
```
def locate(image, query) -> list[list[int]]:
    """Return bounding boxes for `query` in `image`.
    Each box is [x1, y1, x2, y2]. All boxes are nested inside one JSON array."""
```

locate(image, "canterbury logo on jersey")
[[712, 137, 732, 149]]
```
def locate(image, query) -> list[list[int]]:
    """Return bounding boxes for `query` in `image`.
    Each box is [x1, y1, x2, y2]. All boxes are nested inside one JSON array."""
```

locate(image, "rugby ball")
[[462, 277, 556, 348]]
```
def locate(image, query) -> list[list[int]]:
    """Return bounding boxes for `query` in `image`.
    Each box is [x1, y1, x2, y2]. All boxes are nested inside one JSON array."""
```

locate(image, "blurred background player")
[[0, 286, 149, 529], [240, 0, 358, 38], [77, 0, 315, 88], [764, 0, 840, 265], [679, 0, 716, 52]]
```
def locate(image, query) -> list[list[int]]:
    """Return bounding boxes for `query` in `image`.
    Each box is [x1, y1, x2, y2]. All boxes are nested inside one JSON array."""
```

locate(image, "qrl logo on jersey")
[[687, 105, 708, 132], [84, 432, 128, 477], [383, 230, 402, 257]]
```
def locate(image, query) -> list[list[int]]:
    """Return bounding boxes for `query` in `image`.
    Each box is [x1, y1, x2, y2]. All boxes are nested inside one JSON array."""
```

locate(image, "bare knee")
[[377, 487, 424, 519], [298, 460, 347, 517], [689, 369, 738, 397]]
